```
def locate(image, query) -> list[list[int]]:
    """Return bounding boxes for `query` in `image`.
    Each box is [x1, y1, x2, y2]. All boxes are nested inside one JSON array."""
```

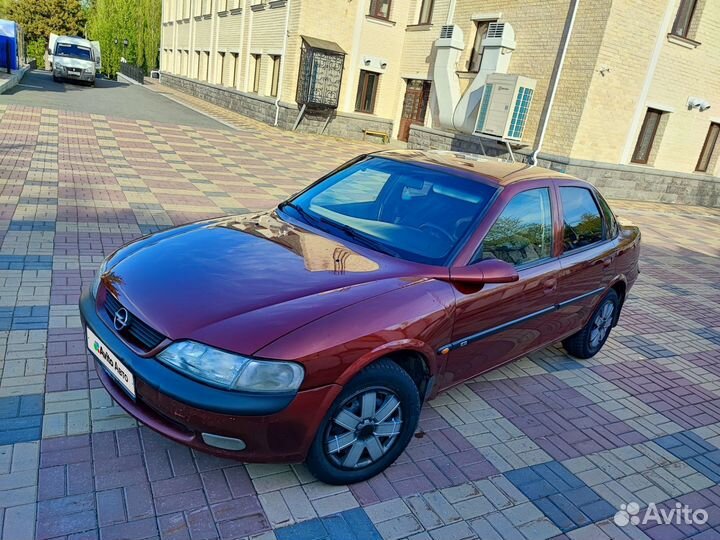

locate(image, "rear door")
[[441, 185, 563, 387], [554, 183, 619, 337]]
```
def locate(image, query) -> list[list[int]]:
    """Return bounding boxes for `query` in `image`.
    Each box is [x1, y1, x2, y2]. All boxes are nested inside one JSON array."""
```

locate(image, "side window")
[[560, 187, 604, 251], [479, 188, 553, 266], [595, 192, 619, 239]]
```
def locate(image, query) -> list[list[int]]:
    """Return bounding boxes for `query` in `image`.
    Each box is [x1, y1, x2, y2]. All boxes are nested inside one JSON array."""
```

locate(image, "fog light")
[[201, 432, 246, 451]]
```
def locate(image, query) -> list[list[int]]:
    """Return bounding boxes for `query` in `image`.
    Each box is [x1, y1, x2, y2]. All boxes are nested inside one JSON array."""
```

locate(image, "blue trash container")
[[0, 19, 20, 71]]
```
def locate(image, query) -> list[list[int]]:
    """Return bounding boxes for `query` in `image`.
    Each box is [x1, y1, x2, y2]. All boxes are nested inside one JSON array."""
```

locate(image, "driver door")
[[442, 186, 563, 387]]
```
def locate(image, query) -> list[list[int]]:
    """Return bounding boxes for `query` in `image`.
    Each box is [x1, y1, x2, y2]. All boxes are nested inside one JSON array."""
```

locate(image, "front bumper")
[[79, 289, 341, 462], [54, 69, 95, 82]]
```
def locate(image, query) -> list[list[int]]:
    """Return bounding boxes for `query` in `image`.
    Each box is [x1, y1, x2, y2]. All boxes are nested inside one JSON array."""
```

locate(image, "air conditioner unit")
[[474, 73, 536, 141]]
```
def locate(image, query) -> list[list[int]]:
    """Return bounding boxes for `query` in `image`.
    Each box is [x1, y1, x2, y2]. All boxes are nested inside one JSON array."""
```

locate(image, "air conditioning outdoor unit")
[[474, 73, 536, 141]]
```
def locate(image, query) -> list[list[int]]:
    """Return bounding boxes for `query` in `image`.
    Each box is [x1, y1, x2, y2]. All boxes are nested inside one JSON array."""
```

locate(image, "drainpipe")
[[445, 0, 458, 25], [274, 0, 292, 127], [529, 0, 579, 166]]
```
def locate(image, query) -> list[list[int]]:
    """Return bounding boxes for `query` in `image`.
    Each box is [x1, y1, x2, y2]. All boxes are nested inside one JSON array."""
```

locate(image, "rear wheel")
[[562, 289, 619, 359], [306, 359, 420, 484]]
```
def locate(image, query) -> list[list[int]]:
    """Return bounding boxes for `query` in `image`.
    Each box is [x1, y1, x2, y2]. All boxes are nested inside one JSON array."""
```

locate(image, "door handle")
[[602, 257, 614, 268], [543, 278, 557, 292]]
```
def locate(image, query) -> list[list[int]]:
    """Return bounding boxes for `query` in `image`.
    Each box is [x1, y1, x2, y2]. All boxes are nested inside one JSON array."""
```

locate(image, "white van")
[[52, 36, 96, 86]]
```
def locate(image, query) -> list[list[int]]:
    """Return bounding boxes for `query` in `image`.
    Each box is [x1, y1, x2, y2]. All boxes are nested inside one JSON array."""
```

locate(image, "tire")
[[53, 75, 59, 83], [562, 289, 620, 359], [306, 359, 421, 485]]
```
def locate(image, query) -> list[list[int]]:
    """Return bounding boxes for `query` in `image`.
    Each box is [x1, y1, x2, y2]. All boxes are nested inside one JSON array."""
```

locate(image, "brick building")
[[159, 0, 720, 206]]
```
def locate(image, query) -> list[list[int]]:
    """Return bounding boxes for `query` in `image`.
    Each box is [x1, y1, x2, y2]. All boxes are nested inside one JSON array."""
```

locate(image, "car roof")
[[55, 36, 92, 47], [373, 149, 580, 187]]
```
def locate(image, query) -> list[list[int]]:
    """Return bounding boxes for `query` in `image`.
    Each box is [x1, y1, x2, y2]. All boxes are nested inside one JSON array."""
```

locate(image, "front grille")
[[104, 294, 165, 351]]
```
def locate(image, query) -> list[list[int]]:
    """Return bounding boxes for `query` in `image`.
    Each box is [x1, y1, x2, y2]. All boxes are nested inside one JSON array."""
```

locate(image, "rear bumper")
[[80, 289, 341, 462]]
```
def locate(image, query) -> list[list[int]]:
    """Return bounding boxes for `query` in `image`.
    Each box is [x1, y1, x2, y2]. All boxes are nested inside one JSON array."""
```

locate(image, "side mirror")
[[450, 259, 519, 285]]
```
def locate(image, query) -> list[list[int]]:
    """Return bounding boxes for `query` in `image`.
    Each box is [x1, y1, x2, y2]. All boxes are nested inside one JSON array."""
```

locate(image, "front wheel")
[[562, 289, 619, 359], [306, 359, 421, 485]]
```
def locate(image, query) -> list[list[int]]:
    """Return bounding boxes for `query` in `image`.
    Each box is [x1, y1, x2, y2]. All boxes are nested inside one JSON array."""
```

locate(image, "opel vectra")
[[80, 150, 640, 484]]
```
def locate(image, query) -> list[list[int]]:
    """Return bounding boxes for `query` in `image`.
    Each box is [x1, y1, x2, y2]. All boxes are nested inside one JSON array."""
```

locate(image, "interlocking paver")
[[0, 394, 43, 444], [505, 462, 615, 533], [1, 99, 720, 539], [469, 374, 647, 461]]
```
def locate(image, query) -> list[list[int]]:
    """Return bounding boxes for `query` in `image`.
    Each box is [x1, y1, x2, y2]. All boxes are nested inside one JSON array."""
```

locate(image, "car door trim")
[[438, 286, 606, 354]]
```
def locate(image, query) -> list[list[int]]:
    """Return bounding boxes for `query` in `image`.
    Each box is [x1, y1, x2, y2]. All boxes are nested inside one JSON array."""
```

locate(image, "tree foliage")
[[6, 0, 87, 65], [0, 0, 11, 19], [87, 0, 160, 78], [7, 0, 85, 41]]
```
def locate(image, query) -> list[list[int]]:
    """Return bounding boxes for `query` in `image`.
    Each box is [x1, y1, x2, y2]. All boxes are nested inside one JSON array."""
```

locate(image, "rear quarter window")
[[596, 192, 619, 238]]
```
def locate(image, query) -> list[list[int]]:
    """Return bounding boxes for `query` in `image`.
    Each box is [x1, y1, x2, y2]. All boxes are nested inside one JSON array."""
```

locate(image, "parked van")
[[52, 36, 96, 86]]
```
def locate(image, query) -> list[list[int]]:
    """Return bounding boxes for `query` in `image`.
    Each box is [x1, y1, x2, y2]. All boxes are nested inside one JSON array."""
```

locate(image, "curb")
[[0, 65, 31, 95], [115, 72, 142, 86], [135, 79, 241, 132]]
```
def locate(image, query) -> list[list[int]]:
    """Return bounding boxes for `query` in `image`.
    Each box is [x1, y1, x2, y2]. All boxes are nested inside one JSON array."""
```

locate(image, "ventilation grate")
[[487, 22, 505, 39], [440, 25, 455, 39]]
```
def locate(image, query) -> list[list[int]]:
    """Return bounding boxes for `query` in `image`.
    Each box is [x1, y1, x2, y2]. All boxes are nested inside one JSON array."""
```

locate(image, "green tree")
[[0, 0, 11, 19], [87, 0, 159, 78], [7, 0, 87, 65]]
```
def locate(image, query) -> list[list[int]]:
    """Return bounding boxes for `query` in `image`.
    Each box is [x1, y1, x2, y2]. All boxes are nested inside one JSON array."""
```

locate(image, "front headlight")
[[156, 341, 305, 393], [91, 259, 108, 298]]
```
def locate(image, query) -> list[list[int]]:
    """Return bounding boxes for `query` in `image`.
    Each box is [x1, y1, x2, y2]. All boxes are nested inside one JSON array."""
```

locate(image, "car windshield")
[[55, 43, 93, 61], [285, 157, 497, 265]]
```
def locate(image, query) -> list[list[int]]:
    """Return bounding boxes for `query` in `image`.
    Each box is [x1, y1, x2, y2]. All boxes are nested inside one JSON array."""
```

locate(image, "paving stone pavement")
[[1, 100, 720, 540]]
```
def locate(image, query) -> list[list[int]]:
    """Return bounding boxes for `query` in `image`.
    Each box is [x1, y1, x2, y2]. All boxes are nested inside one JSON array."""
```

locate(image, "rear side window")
[[560, 187, 604, 251], [479, 188, 553, 267]]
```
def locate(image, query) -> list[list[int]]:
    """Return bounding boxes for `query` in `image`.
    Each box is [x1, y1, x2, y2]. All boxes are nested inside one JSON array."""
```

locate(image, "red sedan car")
[[79, 150, 640, 484]]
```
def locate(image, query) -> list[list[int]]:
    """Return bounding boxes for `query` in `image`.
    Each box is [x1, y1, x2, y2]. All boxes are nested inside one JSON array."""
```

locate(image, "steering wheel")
[[419, 223, 454, 245]]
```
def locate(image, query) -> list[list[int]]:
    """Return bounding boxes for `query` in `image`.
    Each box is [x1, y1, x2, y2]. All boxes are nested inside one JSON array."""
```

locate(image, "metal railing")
[[120, 62, 144, 84]]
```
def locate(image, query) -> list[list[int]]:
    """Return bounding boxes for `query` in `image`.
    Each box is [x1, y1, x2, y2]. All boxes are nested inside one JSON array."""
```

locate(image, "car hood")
[[102, 211, 431, 355]]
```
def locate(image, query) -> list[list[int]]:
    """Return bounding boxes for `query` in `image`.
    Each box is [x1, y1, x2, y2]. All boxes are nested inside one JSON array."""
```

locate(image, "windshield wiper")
[[279, 202, 398, 257], [279, 201, 317, 226], [314, 215, 399, 258]]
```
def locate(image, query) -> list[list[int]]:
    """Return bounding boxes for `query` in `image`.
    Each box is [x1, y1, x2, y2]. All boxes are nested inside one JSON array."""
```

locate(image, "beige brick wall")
[[158, 0, 720, 179], [571, 0, 668, 164], [571, 0, 720, 175], [216, 13, 243, 50], [647, 0, 720, 174]]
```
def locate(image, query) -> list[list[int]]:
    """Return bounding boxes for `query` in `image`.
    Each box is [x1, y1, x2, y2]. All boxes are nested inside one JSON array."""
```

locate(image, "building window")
[[355, 70, 379, 113], [418, 0, 434, 24], [468, 21, 492, 73], [270, 55, 281, 97], [671, 0, 697, 38], [232, 53, 239, 87], [631, 108, 663, 164], [251, 54, 261, 93], [369, 0, 391, 20], [218, 52, 225, 84], [218, 0, 228, 11], [696, 123, 720, 172]]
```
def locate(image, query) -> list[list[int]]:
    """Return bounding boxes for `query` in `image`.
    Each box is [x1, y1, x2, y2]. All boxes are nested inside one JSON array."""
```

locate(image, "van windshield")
[[55, 43, 93, 61]]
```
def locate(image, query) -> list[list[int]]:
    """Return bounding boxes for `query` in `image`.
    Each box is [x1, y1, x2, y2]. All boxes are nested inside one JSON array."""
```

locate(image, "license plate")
[[87, 327, 135, 398]]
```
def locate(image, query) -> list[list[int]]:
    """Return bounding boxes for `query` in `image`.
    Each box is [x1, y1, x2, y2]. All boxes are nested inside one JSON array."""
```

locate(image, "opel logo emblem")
[[113, 308, 129, 331]]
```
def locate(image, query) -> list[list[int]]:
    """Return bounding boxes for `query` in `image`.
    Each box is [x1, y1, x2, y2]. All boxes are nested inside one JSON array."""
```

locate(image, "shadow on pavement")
[[7, 70, 130, 95]]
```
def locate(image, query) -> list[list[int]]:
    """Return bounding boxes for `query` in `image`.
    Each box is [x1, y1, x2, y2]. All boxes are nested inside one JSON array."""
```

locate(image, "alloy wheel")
[[324, 387, 403, 469], [590, 300, 614, 348]]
